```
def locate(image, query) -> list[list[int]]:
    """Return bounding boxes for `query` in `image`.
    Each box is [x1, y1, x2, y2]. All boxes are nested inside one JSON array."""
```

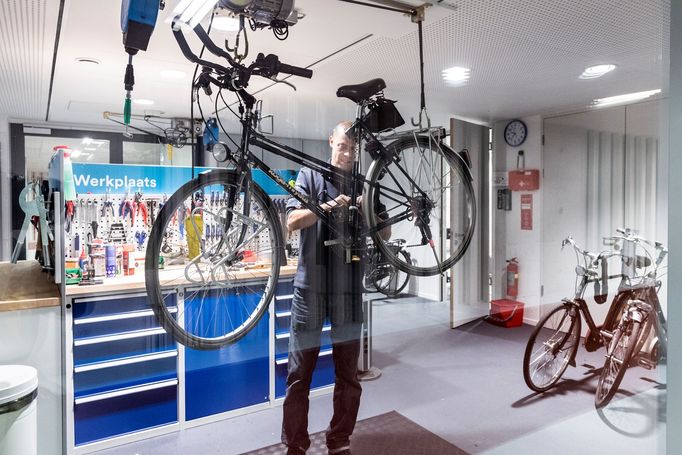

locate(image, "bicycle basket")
[[363, 98, 405, 133]]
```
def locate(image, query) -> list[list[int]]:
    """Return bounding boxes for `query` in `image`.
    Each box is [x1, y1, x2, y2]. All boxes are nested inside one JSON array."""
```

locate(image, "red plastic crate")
[[487, 299, 524, 328]]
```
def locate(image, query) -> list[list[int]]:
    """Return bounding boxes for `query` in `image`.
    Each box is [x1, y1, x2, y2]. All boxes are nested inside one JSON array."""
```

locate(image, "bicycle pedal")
[[638, 358, 657, 370]]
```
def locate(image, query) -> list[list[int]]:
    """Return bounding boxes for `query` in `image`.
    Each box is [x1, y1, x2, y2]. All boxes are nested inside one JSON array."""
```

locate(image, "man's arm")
[[287, 195, 351, 232]]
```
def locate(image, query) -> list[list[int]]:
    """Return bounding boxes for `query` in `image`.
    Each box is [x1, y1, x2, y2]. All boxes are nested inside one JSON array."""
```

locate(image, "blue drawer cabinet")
[[184, 285, 270, 420], [71, 294, 179, 446], [67, 274, 336, 451], [273, 281, 335, 398]]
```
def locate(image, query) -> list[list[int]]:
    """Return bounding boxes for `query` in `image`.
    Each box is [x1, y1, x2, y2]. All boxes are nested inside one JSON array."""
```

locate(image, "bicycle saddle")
[[337, 78, 386, 103]]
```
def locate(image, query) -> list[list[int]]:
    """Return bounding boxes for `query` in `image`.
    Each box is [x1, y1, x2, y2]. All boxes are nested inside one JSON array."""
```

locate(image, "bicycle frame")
[[230, 91, 445, 246]]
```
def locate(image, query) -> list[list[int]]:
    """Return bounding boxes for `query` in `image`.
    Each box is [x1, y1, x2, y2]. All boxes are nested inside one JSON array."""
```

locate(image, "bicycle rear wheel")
[[595, 319, 641, 408], [523, 304, 581, 392], [373, 250, 410, 297], [363, 134, 476, 276], [145, 169, 284, 350]]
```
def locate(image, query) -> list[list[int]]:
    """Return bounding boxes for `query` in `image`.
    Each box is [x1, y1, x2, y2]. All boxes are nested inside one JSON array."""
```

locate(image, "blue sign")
[[72, 163, 297, 197]]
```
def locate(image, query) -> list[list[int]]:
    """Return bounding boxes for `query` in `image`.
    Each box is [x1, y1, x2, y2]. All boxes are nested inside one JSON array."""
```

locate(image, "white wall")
[[494, 115, 544, 325], [0, 306, 62, 455], [541, 101, 668, 332]]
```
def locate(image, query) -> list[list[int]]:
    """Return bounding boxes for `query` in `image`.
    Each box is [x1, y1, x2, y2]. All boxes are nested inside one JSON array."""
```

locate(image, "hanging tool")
[[101, 189, 115, 218], [11, 181, 54, 267], [120, 0, 161, 135], [135, 230, 148, 251], [65, 200, 76, 233], [146, 199, 157, 225], [133, 191, 148, 227], [119, 189, 134, 224], [91, 221, 99, 240]]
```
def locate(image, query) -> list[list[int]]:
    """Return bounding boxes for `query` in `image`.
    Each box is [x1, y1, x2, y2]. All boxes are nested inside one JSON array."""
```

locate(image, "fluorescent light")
[[592, 89, 661, 107], [133, 99, 155, 106], [442, 66, 470, 86], [212, 15, 240, 32], [580, 64, 616, 79], [160, 69, 187, 80], [81, 137, 93, 145], [174, 0, 218, 27]]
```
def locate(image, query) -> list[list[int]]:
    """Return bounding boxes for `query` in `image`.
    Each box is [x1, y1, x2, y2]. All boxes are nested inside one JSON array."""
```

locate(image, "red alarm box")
[[508, 169, 540, 191], [487, 299, 525, 328]]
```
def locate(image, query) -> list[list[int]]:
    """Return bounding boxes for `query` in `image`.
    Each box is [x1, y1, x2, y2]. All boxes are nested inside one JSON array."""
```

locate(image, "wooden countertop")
[[66, 264, 297, 297], [0, 261, 61, 312]]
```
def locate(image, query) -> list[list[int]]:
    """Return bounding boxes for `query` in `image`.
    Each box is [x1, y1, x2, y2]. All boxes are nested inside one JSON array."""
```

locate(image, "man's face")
[[330, 129, 356, 171]]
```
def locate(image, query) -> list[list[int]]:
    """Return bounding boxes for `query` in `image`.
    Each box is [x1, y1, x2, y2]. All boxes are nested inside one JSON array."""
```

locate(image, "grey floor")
[[94, 297, 666, 455]]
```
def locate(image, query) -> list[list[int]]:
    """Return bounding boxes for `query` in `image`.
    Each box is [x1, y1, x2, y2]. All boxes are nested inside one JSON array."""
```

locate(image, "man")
[[282, 121, 388, 455]]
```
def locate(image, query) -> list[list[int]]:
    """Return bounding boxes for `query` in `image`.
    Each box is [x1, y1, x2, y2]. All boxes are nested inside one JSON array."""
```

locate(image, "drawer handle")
[[74, 307, 177, 325], [74, 379, 178, 405], [74, 328, 168, 346], [74, 350, 178, 373], [276, 348, 332, 366]]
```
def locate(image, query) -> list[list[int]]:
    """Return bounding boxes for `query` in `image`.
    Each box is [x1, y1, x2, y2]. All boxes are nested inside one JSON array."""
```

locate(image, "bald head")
[[329, 121, 356, 170]]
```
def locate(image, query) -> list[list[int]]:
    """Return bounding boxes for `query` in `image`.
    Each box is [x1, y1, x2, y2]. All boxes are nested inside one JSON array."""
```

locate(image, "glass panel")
[[122, 141, 193, 167], [24, 136, 109, 181]]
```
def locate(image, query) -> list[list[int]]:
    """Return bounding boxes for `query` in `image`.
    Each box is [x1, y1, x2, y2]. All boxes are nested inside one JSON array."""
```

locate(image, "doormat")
[[242, 410, 469, 455]]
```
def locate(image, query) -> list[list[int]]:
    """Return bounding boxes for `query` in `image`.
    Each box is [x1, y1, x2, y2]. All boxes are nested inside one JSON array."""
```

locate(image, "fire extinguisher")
[[506, 258, 519, 298]]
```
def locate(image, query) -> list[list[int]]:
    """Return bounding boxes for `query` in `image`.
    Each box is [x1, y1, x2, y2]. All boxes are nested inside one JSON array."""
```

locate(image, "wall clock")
[[504, 119, 527, 147]]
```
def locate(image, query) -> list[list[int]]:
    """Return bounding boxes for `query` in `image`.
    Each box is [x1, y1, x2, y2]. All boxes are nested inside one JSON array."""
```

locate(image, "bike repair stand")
[[358, 291, 383, 381]]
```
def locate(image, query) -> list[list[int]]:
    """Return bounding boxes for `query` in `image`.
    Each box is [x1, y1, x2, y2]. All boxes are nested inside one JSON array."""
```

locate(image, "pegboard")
[[64, 191, 299, 264], [64, 192, 164, 259]]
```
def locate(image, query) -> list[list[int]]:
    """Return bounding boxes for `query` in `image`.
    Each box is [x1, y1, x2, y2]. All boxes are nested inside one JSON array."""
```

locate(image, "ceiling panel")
[[0, 0, 61, 119], [9, 0, 671, 140]]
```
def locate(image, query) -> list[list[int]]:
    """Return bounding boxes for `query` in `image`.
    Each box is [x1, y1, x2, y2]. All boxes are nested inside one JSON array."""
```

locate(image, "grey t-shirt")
[[286, 167, 365, 294]]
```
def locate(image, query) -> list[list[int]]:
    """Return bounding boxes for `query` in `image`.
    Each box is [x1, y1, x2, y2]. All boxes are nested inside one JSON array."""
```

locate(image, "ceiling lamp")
[[592, 89, 661, 107], [580, 64, 616, 79], [442, 66, 470, 86]]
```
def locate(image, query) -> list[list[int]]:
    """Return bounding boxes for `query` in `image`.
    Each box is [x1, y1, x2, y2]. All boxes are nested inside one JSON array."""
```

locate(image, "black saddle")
[[336, 78, 386, 103]]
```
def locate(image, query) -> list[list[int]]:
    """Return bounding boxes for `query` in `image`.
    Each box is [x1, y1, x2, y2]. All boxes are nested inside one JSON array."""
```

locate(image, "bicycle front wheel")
[[373, 250, 411, 297], [595, 319, 641, 408], [145, 169, 284, 350], [364, 135, 476, 276], [523, 304, 581, 392]]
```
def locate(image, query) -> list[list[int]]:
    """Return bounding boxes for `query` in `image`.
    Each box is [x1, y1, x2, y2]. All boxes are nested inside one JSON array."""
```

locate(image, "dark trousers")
[[281, 287, 363, 452]]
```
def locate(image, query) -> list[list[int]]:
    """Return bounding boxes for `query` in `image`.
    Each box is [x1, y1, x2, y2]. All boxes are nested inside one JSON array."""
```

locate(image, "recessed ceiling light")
[[592, 89, 661, 107], [133, 99, 155, 106], [212, 15, 240, 32], [75, 57, 100, 65], [580, 64, 616, 79], [442, 66, 470, 86], [161, 69, 187, 80]]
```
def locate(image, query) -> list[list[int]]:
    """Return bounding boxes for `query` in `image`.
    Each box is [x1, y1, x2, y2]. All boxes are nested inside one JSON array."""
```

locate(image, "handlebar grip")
[[277, 62, 313, 79]]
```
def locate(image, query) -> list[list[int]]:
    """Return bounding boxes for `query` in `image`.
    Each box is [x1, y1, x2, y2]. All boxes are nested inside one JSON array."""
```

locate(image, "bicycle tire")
[[373, 250, 411, 297], [595, 319, 641, 408], [523, 304, 581, 392], [363, 135, 476, 276], [145, 169, 283, 350]]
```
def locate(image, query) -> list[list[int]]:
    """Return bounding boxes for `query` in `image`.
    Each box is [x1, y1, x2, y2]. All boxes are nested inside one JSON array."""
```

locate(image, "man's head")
[[329, 121, 356, 171]]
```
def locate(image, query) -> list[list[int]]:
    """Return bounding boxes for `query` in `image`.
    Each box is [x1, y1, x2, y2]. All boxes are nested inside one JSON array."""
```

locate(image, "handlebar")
[[171, 17, 312, 94]]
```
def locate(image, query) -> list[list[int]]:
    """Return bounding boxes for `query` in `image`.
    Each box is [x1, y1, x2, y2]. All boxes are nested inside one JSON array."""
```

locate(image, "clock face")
[[504, 120, 527, 147]]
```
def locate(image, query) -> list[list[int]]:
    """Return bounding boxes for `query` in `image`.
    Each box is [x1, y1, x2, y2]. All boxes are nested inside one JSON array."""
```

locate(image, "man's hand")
[[322, 194, 351, 212]]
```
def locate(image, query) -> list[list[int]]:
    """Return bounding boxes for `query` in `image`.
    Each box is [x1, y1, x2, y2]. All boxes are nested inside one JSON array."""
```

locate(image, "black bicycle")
[[144, 18, 476, 349], [522, 229, 667, 408], [364, 239, 411, 297]]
